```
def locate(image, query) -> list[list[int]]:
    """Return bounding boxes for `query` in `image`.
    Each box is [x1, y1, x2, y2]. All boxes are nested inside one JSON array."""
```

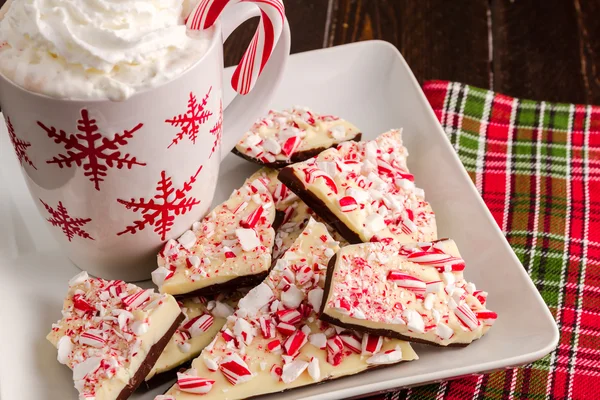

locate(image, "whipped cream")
[[0, 0, 212, 100]]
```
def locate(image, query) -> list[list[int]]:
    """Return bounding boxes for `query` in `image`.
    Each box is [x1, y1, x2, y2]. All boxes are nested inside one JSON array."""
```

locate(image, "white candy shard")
[[211, 301, 234, 318], [308, 333, 327, 349], [236, 228, 261, 251], [57, 336, 73, 364], [72, 356, 101, 381], [366, 347, 403, 365], [178, 230, 197, 250], [307, 357, 320, 381], [403, 309, 425, 334], [307, 287, 324, 311], [281, 360, 309, 384], [69, 271, 89, 287], [151, 267, 171, 288], [237, 283, 274, 316], [281, 284, 304, 309]]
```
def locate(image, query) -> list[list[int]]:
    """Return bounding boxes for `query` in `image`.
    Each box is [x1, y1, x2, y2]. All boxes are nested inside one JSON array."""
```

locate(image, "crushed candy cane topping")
[[235, 107, 361, 163], [283, 129, 437, 243], [47, 272, 180, 399], [154, 175, 276, 295], [324, 239, 497, 345], [165, 219, 415, 398], [149, 291, 245, 379]]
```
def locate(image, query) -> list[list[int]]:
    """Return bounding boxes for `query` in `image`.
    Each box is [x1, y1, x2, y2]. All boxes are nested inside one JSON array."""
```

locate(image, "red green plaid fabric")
[[365, 80, 600, 400]]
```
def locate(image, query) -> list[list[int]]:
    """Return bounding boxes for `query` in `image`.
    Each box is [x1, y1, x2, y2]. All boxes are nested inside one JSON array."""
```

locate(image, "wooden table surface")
[[225, 0, 600, 105], [0, 0, 597, 104]]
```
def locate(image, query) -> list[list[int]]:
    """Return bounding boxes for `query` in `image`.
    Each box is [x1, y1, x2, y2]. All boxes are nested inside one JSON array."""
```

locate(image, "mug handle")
[[188, 1, 291, 161]]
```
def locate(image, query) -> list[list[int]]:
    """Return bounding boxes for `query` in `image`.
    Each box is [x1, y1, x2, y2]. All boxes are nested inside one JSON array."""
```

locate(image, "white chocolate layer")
[[147, 292, 243, 380], [47, 272, 181, 400], [283, 129, 437, 244], [164, 219, 417, 399], [235, 107, 361, 164], [322, 240, 496, 346]]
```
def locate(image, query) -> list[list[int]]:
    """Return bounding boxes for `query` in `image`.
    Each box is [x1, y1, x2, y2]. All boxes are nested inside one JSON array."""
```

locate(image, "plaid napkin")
[[365, 80, 600, 400]]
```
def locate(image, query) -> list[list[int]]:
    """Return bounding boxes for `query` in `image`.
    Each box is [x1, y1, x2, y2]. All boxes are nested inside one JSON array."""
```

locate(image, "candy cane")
[[187, 0, 285, 95]]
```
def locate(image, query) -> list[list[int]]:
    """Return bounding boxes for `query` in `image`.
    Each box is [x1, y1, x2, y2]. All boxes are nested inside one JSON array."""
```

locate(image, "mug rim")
[[0, 22, 223, 105]]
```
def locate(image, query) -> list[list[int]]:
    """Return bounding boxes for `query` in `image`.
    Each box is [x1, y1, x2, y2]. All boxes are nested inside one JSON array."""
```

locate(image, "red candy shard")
[[281, 136, 301, 157], [121, 289, 151, 310], [276, 322, 297, 336], [177, 372, 215, 394], [455, 304, 480, 331], [326, 335, 345, 366], [361, 334, 383, 355], [241, 205, 264, 229], [339, 196, 358, 212], [283, 331, 307, 356], [267, 339, 282, 352], [72, 294, 95, 314], [387, 271, 426, 294], [314, 171, 338, 194], [259, 316, 275, 339], [277, 309, 302, 324], [219, 354, 253, 385], [183, 314, 214, 336], [340, 333, 361, 353]]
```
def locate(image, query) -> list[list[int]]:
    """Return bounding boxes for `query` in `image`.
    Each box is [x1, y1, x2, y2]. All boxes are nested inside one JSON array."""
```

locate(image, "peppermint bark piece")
[[278, 129, 437, 244], [153, 178, 276, 296], [47, 272, 183, 400], [321, 239, 497, 347], [147, 292, 244, 380], [233, 107, 362, 168], [163, 219, 417, 399], [248, 167, 347, 261]]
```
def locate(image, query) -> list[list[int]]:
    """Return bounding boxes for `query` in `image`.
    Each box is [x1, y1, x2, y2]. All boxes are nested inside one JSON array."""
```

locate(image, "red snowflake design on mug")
[[38, 109, 146, 191], [117, 166, 203, 241], [165, 88, 213, 149], [6, 116, 37, 169], [209, 100, 223, 159], [40, 199, 94, 242]]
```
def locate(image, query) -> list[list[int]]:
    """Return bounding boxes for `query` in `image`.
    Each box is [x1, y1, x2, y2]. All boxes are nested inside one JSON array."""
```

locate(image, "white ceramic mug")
[[0, 5, 290, 281]]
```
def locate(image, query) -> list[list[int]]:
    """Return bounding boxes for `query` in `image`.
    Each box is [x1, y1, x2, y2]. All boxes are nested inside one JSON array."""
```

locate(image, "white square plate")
[[0, 41, 558, 400]]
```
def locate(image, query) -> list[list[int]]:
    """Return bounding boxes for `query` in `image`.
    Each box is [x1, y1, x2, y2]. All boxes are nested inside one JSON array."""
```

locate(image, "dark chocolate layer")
[[117, 312, 185, 400], [174, 271, 269, 299], [277, 167, 363, 244], [232, 133, 362, 169]]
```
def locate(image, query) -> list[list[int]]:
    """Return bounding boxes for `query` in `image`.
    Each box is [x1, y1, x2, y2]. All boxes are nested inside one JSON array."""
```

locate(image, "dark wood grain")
[[574, 0, 600, 104], [0, 0, 598, 104], [224, 0, 329, 67], [491, 0, 600, 104], [327, 0, 491, 89], [396, 0, 491, 89]]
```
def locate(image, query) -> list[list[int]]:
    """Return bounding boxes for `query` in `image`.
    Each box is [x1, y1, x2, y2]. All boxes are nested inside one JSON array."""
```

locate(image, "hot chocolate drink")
[[0, 0, 212, 100]]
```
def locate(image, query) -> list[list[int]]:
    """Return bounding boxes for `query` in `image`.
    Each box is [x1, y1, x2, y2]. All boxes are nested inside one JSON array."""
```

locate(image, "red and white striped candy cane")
[[187, 0, 285, 95]]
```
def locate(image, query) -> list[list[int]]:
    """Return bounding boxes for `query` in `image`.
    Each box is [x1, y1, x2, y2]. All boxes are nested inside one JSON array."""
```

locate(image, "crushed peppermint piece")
[[219, 354, 253, 385], [177, 372, 215, 394], [307, 357, 320, 381], [236, 228, 261, 251], [281, 284, 304, 308], [178, 230, 197, 250], [366, 347, 403, 365], [281, 360, 309, 384]]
